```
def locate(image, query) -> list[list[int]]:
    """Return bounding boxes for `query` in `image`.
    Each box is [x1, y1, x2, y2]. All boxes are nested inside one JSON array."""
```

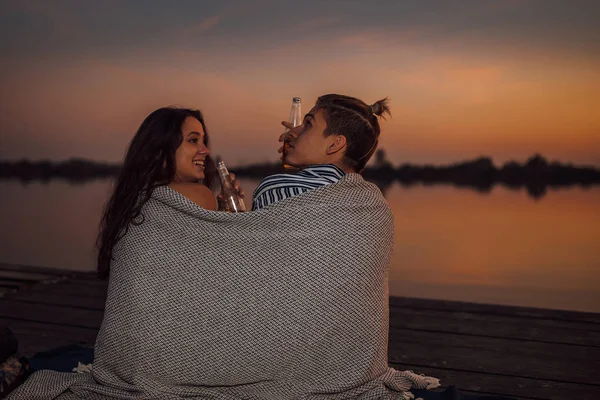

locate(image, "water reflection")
[[386, 184, 600, 313], [364, 177, 596, 200], [1, 180, 598, 313]]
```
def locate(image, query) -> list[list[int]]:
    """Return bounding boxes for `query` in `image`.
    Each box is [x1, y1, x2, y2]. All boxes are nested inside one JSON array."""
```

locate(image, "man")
[[252, 93, 390, 210]]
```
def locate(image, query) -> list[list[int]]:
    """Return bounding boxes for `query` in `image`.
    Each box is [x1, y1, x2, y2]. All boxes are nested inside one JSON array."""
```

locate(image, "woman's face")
[[173, 116, 210, 183]]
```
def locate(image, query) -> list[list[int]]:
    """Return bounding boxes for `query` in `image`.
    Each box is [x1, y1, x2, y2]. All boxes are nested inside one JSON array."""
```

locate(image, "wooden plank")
[[22, 280, 108, 298], [1, 319, 99, 342], [390, 296, 600, 324], [390, 362, 600, 400], [16, 335, 94, 358], [0, 280, 22, 289], [0, 270, 64, 282], [58, 278, 107, 287], [5, 290, 106, 310], [389, 306, 600, 347], [2, 319, 98, 357], [16, 331, 95, 354], [388, 328, 600, 386], [0, 263, 90, 277], [0, 299, 104, 329], [9, 291, 598, 348]]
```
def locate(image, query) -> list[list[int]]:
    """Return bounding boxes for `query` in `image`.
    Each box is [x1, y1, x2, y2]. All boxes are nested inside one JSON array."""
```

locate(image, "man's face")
[[285, 108, 336, 168]]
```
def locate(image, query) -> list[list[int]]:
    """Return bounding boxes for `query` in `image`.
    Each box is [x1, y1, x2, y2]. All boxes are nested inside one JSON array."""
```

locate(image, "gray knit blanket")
[[10, 173, 439, 399]]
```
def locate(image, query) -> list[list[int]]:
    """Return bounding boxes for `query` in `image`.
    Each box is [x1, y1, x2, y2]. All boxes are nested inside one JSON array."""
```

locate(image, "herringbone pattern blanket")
[[9, 173, 439, 399]]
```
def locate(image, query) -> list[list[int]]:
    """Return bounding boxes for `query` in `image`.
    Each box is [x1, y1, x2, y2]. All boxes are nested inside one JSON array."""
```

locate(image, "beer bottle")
[[282, 97, 302, 169], [216, 161, 246, 213]]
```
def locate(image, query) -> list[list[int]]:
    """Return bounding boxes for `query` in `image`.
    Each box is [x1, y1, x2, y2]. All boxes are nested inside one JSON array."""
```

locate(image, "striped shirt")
[[252, 164, 346, 210]]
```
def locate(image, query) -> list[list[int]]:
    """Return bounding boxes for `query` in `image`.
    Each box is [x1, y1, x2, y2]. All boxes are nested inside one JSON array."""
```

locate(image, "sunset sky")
[[1, 0, 599, 167]]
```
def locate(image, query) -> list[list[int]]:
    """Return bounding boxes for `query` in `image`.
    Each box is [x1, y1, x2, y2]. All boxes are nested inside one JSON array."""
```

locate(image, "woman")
[[4, 107, 244, 393], [97, 106, 241, 279]]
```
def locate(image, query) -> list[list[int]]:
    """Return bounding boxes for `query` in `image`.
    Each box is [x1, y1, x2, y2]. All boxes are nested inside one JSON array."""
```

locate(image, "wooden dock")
[[1, 263, 598, 399]]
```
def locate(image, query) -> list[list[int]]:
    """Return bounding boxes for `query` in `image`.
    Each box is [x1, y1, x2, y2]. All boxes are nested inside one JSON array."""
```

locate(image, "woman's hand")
[[217, 172, 245, 211]]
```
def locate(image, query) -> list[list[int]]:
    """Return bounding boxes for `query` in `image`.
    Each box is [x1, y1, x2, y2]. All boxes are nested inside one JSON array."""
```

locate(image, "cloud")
[[336, 26, 439, 52], [174, 15, 221, 38], [196, 15, 221, 32], [474, 0, 533, 14], [293, 16, 341, 31]]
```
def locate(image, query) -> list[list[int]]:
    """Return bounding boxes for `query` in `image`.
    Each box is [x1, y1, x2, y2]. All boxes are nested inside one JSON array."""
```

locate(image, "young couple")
[[8, 94, 518, 399], [97, 93, 390, 279]]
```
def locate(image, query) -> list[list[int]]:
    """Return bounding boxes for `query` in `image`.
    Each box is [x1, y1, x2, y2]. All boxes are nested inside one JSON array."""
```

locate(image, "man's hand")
[[278, 121, 300, 159]]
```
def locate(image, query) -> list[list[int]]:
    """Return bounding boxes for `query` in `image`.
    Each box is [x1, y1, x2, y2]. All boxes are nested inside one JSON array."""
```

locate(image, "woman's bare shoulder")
[[168, 182, 217, 211]]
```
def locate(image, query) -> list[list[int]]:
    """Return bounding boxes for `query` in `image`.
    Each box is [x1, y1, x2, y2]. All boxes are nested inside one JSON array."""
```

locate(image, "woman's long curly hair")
[[96, 107, 216, 279]]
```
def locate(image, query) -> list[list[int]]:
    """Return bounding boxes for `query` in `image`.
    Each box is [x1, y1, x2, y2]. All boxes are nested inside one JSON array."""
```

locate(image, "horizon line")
[[1, 153, 600, 170]]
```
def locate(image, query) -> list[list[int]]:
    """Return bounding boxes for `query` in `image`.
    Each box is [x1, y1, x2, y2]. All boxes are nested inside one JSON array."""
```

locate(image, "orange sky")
[[1, 0, 599, 167]]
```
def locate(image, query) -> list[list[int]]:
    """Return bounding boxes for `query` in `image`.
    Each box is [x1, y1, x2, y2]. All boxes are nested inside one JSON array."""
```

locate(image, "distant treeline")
[[235, 153, 600, 199], [0, 159, 121, 183], [363, 154, 600, 199], [1, 153, 599, 199]]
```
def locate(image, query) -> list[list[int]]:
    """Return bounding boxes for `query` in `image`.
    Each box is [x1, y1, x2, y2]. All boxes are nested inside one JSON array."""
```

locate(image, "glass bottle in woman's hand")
[[216, 161, 246, 212]]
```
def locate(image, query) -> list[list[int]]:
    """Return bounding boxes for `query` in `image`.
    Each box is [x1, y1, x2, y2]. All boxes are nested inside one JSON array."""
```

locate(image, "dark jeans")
[[28, 345, 94, 373]]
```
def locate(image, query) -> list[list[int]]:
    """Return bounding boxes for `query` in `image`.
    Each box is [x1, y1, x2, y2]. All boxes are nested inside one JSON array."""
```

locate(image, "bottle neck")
[[217, 166, 234, 190], [289, 104, 302, 127], [217, 168, 229, 180]]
